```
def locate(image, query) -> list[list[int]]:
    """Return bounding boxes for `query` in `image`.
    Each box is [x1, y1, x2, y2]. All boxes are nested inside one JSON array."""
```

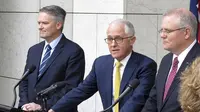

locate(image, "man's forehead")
[[161, 16, 180, 27]]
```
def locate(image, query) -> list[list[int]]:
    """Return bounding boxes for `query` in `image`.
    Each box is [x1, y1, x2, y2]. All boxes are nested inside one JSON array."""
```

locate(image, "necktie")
[[114, 61, 122, 112], [163, 57, 179, 101], [38, 44, 52, 78]]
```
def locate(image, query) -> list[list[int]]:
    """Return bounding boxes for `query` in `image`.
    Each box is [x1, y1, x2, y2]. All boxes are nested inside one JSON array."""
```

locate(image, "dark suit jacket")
[[51, 51, 157, 112], [18, 34, 85, 111], [142, 42, 200, 112]]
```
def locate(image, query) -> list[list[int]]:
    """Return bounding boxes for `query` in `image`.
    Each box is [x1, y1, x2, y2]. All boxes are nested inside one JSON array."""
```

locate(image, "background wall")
[[0, 0, 189, 112]]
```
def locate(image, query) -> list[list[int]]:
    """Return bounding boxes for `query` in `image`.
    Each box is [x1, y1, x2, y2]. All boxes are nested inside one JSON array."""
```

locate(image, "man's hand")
[[48, 109, 55, 112], [21, 102, 42, 111]]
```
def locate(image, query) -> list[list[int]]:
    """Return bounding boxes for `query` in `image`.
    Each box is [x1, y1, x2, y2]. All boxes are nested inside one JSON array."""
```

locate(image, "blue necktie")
[[38, 44, 51, 78]]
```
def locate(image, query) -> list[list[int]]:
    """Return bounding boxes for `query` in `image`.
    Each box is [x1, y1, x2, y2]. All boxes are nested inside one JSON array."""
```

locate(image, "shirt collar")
[[114, 52, 132, 67], [44, 33, 63, 50], [173, 40, 196, 64]]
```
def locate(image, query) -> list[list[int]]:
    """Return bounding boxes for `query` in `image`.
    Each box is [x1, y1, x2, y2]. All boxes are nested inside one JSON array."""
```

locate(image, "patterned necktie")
[[114, 61, 122, 112], [38, 44, 52, 78], [163, 57, 179, 101]]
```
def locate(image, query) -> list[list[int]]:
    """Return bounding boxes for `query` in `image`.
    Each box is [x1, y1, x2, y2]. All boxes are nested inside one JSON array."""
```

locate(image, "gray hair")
[[163, 8, 197, 39], [110, 19, 135, 36], [39, 5, 66, 31]]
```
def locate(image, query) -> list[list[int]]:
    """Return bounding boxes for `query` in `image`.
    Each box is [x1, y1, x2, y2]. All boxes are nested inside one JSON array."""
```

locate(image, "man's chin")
[[163, 47, 171, 52], [163, 45, 169, 50], [40, 35, 47, 39], [39, 33, 48, 37], [111, 54, 117, 58], [111, 54, 121, 60]]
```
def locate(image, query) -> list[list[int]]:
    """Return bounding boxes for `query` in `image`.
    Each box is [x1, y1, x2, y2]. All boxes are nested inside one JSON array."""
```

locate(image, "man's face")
[[160, 15, 186, 54], [37, 12, 61, 40], [106, 23, 135, 61]]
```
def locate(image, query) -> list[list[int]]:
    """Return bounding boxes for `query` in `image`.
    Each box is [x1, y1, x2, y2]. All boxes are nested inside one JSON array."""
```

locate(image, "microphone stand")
[[100, 79, 140, 112], [12, 85, 18, 108], [12, 73, 30, 107], [12, 65, 36, 107], [37, 81, 69, 112], [36, 93, 49, 112], [100, 87, 131, 112], [41, 96, 48, 112], [37, 84, 59, 112]]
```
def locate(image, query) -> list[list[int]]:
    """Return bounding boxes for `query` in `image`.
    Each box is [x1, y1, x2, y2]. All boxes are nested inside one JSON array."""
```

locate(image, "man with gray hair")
[[18, 5, 85, 111], [142, 8, 200, 112], [49, 19, 157, 112]]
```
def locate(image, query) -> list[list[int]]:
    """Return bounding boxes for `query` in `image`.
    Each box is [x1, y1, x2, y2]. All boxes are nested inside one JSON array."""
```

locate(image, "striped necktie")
[[114, 61, 122, 112], [38, 44, 51, 78]]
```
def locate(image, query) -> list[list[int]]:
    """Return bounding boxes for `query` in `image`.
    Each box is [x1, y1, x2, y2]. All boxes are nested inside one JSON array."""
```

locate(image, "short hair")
[[109, 19, 135, 36], [163, 8, 197, 39], [179, 56, 200, 112], [39, 5, 66, 31]]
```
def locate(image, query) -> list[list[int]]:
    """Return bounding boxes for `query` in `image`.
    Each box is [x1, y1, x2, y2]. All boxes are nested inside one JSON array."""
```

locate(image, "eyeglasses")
[[104, 36, 133, 44], [158, 27, 186, 34]]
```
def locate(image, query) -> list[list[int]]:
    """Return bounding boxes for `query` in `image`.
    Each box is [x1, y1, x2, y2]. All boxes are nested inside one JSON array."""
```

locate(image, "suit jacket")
[[51, 51, 157, 112], [18, 34, 85, 111], [142, 42, 200, 112]]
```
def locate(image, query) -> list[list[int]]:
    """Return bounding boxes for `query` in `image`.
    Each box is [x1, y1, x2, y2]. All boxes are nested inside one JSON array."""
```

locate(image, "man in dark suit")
[[48, 19, 157, 112], [142, 8, 200, 112], [18, 5, 85, 111]]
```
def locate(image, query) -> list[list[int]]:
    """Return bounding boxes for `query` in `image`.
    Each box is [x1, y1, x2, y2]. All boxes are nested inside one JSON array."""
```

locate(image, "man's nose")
[[38, 23, 43, 30], [160, 32, 167, 39], [111, 39, 117, 46]]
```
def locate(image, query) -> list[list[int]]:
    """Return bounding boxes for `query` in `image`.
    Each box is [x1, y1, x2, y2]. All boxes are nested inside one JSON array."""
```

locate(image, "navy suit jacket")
[[18, 34, 85, 111], [142, 42, 200, 112], [51, 51, 157, 112]]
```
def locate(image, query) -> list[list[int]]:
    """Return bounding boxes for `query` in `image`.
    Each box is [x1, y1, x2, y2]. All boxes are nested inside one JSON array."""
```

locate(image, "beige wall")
[[0, 0, 189, 112]]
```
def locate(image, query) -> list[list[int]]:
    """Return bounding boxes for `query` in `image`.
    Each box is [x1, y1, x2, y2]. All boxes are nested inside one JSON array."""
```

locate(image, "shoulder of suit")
[[132, 51, 156, 63], [28, 41, 45, 51], [94, 55, 113, 64], [163, 52, 172, 58], [96, 54, 112, 60], [60, 36, 84, 51], [160, 53, 173, 64]]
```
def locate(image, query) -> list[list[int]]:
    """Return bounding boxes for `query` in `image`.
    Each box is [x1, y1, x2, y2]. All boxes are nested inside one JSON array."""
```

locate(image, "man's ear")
[[56, 22, 63, 30], [130, 36, 136, 45], [184, 28, 191, 40]]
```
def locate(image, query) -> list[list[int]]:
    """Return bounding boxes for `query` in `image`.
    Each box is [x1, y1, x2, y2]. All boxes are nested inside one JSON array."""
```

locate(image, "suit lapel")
[[104, 57, 114, 107], [162, 42, 200, 106], [36, 36, 66, 82], [158, 54, 172, 105], [120, 52, 137, 94], [32, 42, 45, 86]]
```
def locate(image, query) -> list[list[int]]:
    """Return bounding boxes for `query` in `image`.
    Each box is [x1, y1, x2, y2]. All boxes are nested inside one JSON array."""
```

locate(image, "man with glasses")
[[48, 19, 157, 112], [142, 8, 200, 112]]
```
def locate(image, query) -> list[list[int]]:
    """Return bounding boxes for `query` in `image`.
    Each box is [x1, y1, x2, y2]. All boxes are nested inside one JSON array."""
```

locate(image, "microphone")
[[36, 81, 69, 111], [37, 81, 69, 98], [100, 79, 140, 112], [12, 65, 36, 107]]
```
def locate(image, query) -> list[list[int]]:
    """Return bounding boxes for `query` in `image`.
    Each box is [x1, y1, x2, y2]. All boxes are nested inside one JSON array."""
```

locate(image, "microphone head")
[[29, 65, 36, 73], [54, 81, 69, 87], [129, 79, 140, 88]]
